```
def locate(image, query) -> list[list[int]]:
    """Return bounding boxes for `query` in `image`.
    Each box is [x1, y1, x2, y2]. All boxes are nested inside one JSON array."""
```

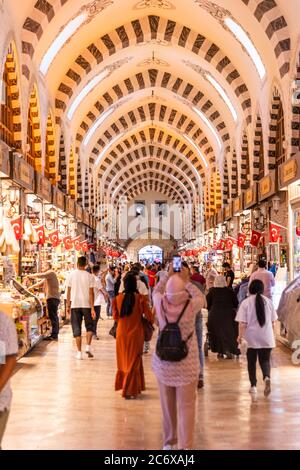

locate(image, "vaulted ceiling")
[[7, 0, 297, 205]]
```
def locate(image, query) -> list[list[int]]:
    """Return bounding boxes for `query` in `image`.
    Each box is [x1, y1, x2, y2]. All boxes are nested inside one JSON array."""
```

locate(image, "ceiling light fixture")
[[40, 13, 87, 75], [192, 106, 222, 150], [224, 17, 266, 80], [67, 69, 109, 120]]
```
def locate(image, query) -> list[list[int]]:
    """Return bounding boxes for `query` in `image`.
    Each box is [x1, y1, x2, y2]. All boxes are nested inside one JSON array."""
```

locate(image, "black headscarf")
[[120, 273, 138, 318]]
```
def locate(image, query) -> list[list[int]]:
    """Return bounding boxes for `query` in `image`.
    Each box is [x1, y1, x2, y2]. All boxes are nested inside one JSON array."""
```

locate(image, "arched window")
[[275, 102, 286, 166]]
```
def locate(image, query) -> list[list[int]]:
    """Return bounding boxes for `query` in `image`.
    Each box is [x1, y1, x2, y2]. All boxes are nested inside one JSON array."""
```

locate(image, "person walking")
[[113, 273, 153, 399], [156, 263, 169, 284], [0, 311, 18, 449], [207, 275, 240, 359], [27, 262, 60, 341], [190, 265, 206, 289], [152, 265, 206, 450], [105, 266, 116, 318], [205, 262, 218, 291], [249, 259, 275, 300], [66, 256, 96, 360], [92, 264, 107, 340], [223, 262, 235, 288], [236, 279, 277, 398]]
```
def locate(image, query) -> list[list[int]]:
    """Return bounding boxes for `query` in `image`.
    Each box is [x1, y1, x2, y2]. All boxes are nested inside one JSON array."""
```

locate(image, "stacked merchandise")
[[277, 276, 300, 347]]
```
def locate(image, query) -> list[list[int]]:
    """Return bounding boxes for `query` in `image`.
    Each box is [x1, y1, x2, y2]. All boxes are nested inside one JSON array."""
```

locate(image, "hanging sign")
[[35, 173, 52, 203], [259, 171, 276, 201], [244, 184, 258, 209], [52, 186, 65, 211], [0, 144, 10, 177], [11, 154, 34, 191], [279, 154, 300, 189]]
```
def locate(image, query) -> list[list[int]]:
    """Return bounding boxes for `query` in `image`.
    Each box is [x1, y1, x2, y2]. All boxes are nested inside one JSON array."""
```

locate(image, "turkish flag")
[[237, 233, 247, 249], [250, 230, 262, 247], [35, 225, 45, 245], [72, 236, 82, 251], [270, 223, 281, 243], [218, 240, 226, 251], [63, 235, 73, 251], [11, 216, 23, 241], [48, 230, 60, 248], [226, 238, 235, 250], [88, 243, 95, 250], [213, 242, 218, 251], [296, 213, 300, 236], [81, 240, 89, 252]]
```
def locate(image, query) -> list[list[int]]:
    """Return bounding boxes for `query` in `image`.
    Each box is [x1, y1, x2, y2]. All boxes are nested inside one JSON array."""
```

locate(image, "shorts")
[[71, 308, 93, 338]]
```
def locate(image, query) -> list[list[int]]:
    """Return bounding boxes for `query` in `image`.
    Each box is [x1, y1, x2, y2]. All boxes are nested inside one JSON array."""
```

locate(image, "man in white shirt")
[[105, 266, 116, 318], [66, 256, 96, 359], [249, 259, 275, 300], [92, 265, 107, 339], [0, 311, 18, 449]]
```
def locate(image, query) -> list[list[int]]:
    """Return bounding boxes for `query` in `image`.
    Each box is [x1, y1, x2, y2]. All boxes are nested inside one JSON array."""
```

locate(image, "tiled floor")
[[3, 321, 300, 450]]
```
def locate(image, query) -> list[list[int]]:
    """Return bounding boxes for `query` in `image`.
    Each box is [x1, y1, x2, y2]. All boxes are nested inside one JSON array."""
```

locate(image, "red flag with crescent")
[[226, 238, 235, 250], [81, 240, 89, 252], [296, 213, 300, 236], [218, 240, 226, 251], [250, 230, 262, 247], [269, 223, 281, 243], [35, 225, 45, 245], [48, 230, 60, 248], [11, 216, 23, 241], [237, 233, 247, 249], [63, 235, 73, 251], [72, 236, 82, 251]]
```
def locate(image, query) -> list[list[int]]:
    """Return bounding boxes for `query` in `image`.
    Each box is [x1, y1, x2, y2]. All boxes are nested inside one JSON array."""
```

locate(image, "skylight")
[[83, 108, 115, 147], [206, 73, 238, 121], [67, 70, 109, 120], [184, 135, 208, 169], [224, 17, 266, 80], [40, 13, 87, 75], [192, 107, 223, 151]]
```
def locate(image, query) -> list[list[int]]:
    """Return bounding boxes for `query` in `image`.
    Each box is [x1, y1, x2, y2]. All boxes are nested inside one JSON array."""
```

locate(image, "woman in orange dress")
[[113, 272, 153, 399]]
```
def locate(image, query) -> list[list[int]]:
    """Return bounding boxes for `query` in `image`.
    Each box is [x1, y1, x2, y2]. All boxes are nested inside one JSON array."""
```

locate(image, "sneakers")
[[264, 377, 271, 397], [86, 351, 94, 358], [163, 444, 178, 450], [76, 352, 83, 360], [249, 386, 257, 394]]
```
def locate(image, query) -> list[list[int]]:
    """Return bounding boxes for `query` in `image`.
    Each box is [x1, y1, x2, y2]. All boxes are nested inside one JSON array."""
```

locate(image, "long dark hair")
[[249, 280, 266, 327], [120, 273, 138, 318]]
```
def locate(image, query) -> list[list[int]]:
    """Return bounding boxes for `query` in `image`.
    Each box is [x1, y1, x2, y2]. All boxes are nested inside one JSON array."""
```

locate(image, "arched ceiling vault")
[[9, 0, 294, 211]]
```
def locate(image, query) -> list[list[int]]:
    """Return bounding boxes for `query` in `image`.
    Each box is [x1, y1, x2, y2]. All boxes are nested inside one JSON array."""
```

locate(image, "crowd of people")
[[0, 255, 278, 450]]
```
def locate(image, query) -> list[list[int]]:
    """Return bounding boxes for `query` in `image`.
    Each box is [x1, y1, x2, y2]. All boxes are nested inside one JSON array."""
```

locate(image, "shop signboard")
[[232, 195, 243, 216], [83, 211, 90, 226], [52, 186, 65, 211], [258, 171, 277, 201], [279, 154, 300, 189], [0, 143, 10, 177], [244, 183, 258, 209], [35, 173, 52, 203], [10, 153, 34, 191], [66, 197, 76, 216], [76, 204, 83, 222], [224, 204, 232, 221]]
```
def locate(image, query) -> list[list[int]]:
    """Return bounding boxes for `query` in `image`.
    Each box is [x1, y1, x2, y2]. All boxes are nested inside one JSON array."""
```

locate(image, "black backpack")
[[156, 299, 193, 362]]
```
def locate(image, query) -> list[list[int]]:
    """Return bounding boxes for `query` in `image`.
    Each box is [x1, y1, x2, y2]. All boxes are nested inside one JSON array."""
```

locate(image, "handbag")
[[109, 321, 118, 339], [142, 317, 154, 342]]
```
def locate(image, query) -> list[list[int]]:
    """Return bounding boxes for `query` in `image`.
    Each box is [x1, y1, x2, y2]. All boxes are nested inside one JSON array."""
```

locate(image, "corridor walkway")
[[3, 322, 300, 450]]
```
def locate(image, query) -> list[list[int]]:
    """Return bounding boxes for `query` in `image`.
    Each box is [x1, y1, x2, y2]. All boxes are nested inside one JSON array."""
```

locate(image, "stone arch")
[[268, 89, 286, 170], [68, 146, 76, 199], [241, 130, 250, 190], [77, 158, 83, 204], [26, 84, 42, 171], [291, 52, 300, 156], [58, 132, 67, 192], [253, 114, 265, 181], [45, 112, 56, 183]]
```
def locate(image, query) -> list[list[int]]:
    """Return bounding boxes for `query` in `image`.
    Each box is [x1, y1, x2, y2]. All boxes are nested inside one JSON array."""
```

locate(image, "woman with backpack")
[[152, 264, 206, 450], [236, 279, 277, 398], [113, 273, 154, 399]]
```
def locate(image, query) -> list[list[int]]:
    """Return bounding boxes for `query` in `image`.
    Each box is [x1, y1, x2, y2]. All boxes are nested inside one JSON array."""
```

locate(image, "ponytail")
[[255, 292, 266, 327], [249, 279, 266, 328]]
